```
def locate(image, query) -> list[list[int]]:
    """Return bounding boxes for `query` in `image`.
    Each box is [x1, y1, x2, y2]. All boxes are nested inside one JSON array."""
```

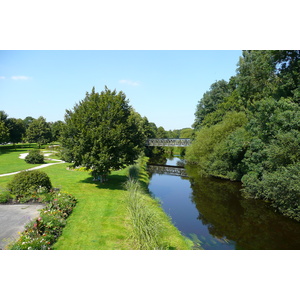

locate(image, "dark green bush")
[[8, 170, 52, 199], [242, 164, 300, 221], [0, 190, 12, 203], [25, 149, 45, 164]]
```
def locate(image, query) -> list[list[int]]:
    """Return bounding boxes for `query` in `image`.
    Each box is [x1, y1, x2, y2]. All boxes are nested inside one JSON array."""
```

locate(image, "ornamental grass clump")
[[124, 178, 167, 250]]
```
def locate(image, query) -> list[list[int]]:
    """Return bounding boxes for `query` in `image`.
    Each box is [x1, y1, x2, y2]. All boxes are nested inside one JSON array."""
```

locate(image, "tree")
[[235, 50, 277, 107], [0, 120, 9, 144], [193, 80, 232, 129], [61, 86, 145, 180], [26, 116, 52, 147], [50, 120, 65, 142], [7, 118, 26, 145], [23, 116, 35, 129]]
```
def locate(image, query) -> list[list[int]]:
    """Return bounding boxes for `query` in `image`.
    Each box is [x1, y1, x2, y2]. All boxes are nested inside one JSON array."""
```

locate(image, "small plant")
[[25, 149, 45, 164], [8, 170, 52, 200], [127, 165, 140, 180], [0, 189, 12, 203]]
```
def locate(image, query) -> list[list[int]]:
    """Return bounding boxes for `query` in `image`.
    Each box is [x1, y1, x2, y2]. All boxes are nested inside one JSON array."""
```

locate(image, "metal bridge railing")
[[146, 138, 191, 147]]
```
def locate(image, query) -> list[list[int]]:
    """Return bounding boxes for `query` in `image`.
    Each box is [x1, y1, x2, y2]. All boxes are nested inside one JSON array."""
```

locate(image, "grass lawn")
[[0, 145, 57, 175], [0, 149, 190, 250]]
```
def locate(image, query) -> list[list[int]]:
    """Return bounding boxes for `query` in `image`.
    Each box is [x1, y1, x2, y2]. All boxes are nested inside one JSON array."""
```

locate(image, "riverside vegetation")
[[187, 50, 300, 222]]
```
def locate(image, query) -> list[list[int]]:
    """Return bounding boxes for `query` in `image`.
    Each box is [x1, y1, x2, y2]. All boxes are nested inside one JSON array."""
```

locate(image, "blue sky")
[[0, 50, 242, 130]]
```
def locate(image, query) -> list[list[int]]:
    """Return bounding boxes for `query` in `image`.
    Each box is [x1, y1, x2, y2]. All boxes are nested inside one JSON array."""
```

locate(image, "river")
[[148, 157, 300, 250]]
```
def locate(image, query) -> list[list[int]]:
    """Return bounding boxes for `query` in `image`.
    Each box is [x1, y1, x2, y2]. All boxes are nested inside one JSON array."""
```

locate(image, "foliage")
[[8, 192, 77, 250], [26, 116, 52, 148], [242, 165, 300, 221], [8, 170, 52, 200], [24, 149, 45, 164], [193, 79, 233, 129], [7, 118, 26, 144], [50, 120, 65, 142], [0, 189, 12, 203], [186, 111, 248, 174], [189, 50, 300, 221], [0, 120, 9, 144], [61, 86, 145, 179]]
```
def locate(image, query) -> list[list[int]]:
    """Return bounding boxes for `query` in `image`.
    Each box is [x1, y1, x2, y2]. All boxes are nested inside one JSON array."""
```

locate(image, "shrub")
[[0, 189, 12, 203], [25, 149, 45, 164], [8, 170, 52, 200], [242, 164, 300, 221]]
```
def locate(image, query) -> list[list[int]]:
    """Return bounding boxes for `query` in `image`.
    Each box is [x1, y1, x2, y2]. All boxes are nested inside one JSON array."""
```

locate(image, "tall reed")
[[125, 170, 166, 250]]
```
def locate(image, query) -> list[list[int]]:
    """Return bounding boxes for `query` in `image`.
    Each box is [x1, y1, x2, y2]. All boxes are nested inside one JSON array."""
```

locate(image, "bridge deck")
[[146, 138, 191, 147]]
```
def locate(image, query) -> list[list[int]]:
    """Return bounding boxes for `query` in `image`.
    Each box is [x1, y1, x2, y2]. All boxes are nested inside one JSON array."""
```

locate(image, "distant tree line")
[[0, 111, 65, 147], [186, 50, 300, 221]]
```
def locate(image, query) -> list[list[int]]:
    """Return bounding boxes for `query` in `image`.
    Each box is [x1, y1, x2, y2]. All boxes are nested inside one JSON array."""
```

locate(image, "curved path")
[[0, 152, 65, 177]]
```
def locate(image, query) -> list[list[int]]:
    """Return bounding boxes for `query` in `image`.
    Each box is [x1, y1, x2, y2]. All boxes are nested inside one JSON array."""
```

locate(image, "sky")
[[0, 50, 242, 130]]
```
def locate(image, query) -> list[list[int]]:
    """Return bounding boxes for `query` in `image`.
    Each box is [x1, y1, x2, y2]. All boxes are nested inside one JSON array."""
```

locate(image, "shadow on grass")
[[0, 144, 39, 154], [78, 174, 128, 191]]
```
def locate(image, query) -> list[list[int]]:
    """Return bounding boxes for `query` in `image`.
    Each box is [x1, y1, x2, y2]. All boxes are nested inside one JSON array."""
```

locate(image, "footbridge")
[[146, 138, 191, 147]]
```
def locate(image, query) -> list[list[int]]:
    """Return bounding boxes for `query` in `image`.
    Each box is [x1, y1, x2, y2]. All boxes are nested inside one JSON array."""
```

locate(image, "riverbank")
[[125, 157, 192, 249], [0, 149, 191, 249]]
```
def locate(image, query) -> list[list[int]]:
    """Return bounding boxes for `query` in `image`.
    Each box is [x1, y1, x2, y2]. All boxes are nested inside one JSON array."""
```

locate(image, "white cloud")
[[0, 76, 5, 79], [11, 76, 31, 80], [119, 79, 139, 86]]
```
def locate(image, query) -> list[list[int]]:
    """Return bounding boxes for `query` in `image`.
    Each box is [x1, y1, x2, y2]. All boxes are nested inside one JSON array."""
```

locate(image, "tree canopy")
[[61, 86, 146, 180], [187, 50, 300, 221]]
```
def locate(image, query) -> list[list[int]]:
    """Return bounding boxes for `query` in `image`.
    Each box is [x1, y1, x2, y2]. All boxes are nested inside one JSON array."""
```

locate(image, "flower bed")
[[7, 192, 77, 250]]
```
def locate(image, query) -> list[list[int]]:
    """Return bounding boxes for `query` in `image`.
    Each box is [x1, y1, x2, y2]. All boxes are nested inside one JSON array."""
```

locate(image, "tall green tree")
[[7, 118, 26, 145], [0, 120, 9, 144], [50, 120, 65, 142], [23, 116, 35, 129], [235, 50, 277, 107], [61, 86, 145, 180], [193, 79, 232, 129], [26, 116, 52, 147]]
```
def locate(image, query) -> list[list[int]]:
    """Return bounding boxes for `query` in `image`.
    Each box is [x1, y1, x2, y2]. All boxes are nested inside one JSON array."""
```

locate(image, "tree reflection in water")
[[186, 165, 300, 250]]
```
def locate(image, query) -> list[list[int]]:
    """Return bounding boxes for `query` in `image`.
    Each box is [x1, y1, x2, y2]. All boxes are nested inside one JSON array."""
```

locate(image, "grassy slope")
[[0, 152, 190, 250]]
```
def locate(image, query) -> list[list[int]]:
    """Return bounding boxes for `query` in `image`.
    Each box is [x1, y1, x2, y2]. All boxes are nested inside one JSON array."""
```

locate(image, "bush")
[[8, 170, 52, 200], [0, 189, 12, 203], [25, 150, 45, 164], [242, 164, 300, 221]]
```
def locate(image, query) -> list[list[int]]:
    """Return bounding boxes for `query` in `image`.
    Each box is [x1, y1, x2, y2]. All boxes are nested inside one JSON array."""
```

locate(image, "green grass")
[[0, 149, 191, 250], [0, 145, 55, 175]]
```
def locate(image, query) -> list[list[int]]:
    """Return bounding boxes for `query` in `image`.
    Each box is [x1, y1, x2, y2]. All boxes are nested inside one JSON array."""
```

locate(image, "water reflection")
[[148, 158, 300, 250]]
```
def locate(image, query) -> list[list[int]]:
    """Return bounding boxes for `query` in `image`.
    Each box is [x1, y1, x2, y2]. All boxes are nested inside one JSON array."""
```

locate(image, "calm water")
[[148, 157, 300, 250]]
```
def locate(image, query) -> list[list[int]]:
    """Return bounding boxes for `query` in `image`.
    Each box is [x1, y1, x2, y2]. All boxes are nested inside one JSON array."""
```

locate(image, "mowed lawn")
[[0, 151, 190, 250], [43, 164, 131, 249], [0, 147, 44, 175]]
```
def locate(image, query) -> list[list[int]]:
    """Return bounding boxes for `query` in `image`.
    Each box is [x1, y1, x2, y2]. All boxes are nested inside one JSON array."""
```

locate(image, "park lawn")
[[0, 155, 190, 250], [40, 164, 130, 250], [0, 146, 53, 175]]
